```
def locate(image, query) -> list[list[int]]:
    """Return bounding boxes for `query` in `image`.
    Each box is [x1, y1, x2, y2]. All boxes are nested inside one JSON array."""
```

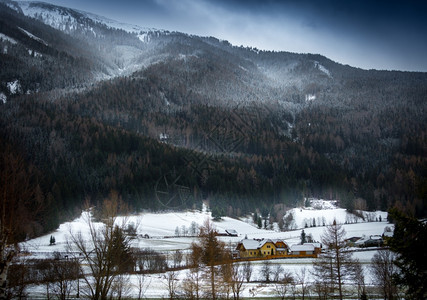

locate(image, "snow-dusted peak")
[[14, 1, 101, 36], [13, 1, 167, 39], [81, 11, 160, 34]]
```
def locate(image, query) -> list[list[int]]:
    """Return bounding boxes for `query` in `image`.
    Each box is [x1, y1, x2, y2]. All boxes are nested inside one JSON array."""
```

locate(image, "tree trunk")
[[210, 264, 216, 300], [0, 250, 15, 300]]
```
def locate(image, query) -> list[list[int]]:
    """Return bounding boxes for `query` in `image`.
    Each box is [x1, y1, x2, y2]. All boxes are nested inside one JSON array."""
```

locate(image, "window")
[[267, 245, 271, 248]]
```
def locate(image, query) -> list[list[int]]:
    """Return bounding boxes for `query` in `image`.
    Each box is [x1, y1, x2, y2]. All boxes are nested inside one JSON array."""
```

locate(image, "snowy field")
[[21, 200, 391, 298]]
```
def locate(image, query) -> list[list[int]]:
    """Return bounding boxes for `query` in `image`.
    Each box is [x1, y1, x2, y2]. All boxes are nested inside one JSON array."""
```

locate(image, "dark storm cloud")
[[39, 0, 427, 71], [205, 0, 427, 71]]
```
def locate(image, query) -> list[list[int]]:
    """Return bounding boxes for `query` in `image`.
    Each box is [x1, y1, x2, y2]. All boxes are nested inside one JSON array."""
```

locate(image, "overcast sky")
[[38, 0, 427, 72]]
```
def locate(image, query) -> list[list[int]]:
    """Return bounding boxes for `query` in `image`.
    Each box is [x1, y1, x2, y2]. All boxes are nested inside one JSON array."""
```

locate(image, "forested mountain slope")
[[0, 0, 425, 238]]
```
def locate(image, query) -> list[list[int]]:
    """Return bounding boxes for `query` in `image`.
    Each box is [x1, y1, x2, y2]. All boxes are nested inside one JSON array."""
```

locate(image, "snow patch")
[[305, 94, 316, 101], [7, 80, 21, 94], [0, 92, 7, 104], [18, 2, 98, 37], [18, 27, 48, 46], [239, 65, 248, 72], [314, 61, 331, 77], [138, 32, 151, 43], [284, 198, 387, 230], [28, 49, 42, 57], [0, 33, 18, 44]]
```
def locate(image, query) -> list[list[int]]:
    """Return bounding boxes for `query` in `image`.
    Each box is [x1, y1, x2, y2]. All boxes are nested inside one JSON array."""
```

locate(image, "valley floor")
[[19, 200, 391, 298]]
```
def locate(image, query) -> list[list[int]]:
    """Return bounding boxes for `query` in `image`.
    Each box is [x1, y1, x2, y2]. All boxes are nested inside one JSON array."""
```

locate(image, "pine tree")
[[300, 230, 306, 244], [388, 209, 427, 299], [257, 216, 262, 229]]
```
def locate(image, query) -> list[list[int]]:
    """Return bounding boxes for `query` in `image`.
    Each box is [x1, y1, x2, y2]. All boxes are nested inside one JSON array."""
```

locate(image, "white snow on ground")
[[305, 94, 316, 101], [0, 33, 18, 44], [0, 92, 6, 104], [17, 2, 96, 36], [21, 199, 391, 298], [16, 0, 164, 38], [314, 61, 332, 77], [28, 49, 42, 57], [22, 200, 390, 259], [7, 80, 21, 95], [18, 2, 73, 31], [138, 32, 151, 43], [284, 199, 387, 229]]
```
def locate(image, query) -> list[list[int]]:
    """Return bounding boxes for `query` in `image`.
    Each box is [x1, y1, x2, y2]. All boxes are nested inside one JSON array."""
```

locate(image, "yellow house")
[[260, 240, 276, 256], [273, 240, 289, 256], [235, 239, 262, 258], [236, 239, 289, 258]]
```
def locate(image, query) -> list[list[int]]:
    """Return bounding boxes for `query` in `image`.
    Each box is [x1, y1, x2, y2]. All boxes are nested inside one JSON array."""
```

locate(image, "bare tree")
[[242, 260, 252, 283], [6, 260, 29, 299], [220, 259, 245, 300], [46, 258, 79, 300], [0, 147, 40, 299], [261, 260, 271, 282], [312, 219, 359, 300], [219, 261, 232, 299], [273, 264, 284, 282], [182, 267, 201, 300], [371, 249, 400, 299], [68, 192, 132, 300], [229, 263, 245, 300], [296, 267, 310, 300], [352, 259, 367, 300], [274, 271, 294, 300], [165, 271, 179, 300], [111, 274, 131, 300], [136, 272, 150, 300], [135, 248, 167, 272], [172, 249, 183, 268]]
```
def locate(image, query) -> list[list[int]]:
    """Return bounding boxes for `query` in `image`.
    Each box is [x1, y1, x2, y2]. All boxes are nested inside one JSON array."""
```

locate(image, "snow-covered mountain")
[[0, 0, 425, 243], [1, 0, 338, 101], [8, 1, 168, 40]]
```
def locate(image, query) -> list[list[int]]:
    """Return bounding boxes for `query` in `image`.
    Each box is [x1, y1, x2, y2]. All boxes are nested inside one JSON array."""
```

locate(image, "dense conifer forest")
[[0, 1, 426, 237]]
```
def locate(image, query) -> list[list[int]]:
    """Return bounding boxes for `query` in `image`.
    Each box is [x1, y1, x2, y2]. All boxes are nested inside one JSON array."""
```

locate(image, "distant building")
[[159, 133, 169, 143], [345, 237, 361, 247], [353, 235, 384, 248], [235, 238, 322, 259], [363, 235, 384, 247], [289, 243, 321, 257], [289, 244, 315, 256], [225, 229, 238, 237], [236, 239, 289, 258]]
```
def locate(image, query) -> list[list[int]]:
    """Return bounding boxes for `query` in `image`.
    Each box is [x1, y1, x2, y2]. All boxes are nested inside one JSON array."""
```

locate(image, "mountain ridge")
[[0, 0, 425, 239]]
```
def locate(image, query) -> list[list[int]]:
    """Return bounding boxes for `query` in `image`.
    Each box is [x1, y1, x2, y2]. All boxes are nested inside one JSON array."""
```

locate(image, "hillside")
[[22, 200, 389, 254], [0, 0, 426, 239]]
